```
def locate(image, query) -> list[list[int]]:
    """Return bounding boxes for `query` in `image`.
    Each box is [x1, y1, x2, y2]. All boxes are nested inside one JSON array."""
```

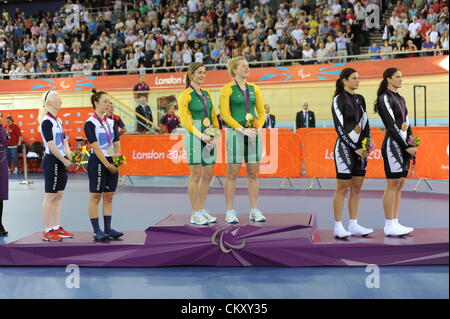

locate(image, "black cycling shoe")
[[104, 229, 123, 239], [93, 231, 110, 241]]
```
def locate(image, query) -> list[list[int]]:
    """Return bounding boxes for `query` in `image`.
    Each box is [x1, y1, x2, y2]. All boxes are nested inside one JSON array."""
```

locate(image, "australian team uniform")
[[40, 113, 69, 193], [377, 89, 412, 179], [219, 82, 265, 164], [331, 91, 371, 179], [84, 115, 120, 193], [178, 87, 220, 166]]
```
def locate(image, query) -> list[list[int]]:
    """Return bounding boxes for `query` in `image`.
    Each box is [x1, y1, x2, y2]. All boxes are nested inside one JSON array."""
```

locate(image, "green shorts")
[[184, 133, 216, 166], [225, 128, 262, 164]]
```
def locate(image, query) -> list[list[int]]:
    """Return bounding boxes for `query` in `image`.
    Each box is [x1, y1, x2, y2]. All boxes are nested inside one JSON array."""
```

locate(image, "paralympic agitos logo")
[[211, 227, 246, 253]]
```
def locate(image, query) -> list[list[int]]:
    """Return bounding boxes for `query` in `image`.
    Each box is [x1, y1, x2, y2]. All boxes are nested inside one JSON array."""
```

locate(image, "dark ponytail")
[[374, 67, 400, 113], [334, 67, 358, 97], [90, 88, 107, 109]]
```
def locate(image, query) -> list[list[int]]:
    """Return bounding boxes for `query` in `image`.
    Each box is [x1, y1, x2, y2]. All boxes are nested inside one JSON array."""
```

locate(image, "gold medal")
[[354, 125, 362, 134], [203, 118, 211, 127], [245, 113, 253, 121], [401, 122, 408, 131]]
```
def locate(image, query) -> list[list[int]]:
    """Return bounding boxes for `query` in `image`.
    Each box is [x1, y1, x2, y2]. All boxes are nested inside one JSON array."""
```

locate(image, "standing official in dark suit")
[[296, 100, 316, 129], [263, 104, 276, 128], [135, 95, 155, 132]]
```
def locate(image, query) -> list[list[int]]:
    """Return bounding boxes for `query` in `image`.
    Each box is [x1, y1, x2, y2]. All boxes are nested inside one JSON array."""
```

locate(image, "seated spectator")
[[380, 41, 394, 60], [368, 42, 382, 60], [421, 35, 436, 56], [302, 43, 315, 65], [404, 39, 419, 57], [393, 41, 406, 58]]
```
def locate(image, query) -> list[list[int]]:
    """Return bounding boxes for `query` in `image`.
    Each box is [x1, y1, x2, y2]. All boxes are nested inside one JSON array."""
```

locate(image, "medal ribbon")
[[343, 91, 361, 123], [46, 112, 65, 146], [190, 85, 209, 122], [388, 90, 406, 124], [93, 113, 112, 146], [234, 81, 251, 114]]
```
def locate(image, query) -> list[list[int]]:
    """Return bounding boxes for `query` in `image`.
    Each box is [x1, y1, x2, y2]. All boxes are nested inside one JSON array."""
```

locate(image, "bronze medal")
[[354, 125, 362, 134], [401, 122, 408, 131], [203, 118, 211, 127]]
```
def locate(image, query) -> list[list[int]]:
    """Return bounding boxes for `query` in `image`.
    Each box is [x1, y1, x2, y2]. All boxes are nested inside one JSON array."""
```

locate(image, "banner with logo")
[[119, 130, 302, 178], [303, 129, 448, 180], [3, 107, 94, 146], [0, 56, 447, 94]]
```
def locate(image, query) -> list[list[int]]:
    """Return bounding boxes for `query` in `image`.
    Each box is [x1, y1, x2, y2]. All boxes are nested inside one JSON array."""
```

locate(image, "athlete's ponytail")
[[334, 68, 357, 97], [374, 67, 400, 113]]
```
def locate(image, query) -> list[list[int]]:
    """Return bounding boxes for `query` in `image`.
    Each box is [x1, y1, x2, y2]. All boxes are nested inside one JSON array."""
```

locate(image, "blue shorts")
[[88, 153, 118, 193], [42, 154, 68, 193]]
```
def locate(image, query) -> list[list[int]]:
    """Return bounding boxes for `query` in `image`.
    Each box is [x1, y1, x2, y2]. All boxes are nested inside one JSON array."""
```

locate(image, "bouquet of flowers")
[[112, 154, 126, 167], [362, 137, 375, 153], [204, 127, 221, 139], [360, 137, 375, 169], [408, 135, 420, 174], [71, 150, 82, 165], [408, 135, 420, 147], [244, 113, 258, 129]]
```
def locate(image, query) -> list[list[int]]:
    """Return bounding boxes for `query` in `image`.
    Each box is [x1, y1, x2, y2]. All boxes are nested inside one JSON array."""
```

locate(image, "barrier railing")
[[1, 50, 447, 80]]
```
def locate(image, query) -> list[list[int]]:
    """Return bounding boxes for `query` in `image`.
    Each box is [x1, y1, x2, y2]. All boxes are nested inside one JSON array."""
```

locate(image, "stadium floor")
[[0, 174, 448, 299]]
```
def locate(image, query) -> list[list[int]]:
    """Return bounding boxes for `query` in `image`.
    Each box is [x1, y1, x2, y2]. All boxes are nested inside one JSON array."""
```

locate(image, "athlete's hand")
[[243, 128, 257, 139], [63, 158, 74, 169], [355, 148, 367, 158], [200, 133, 213, 144], [107, 163, 119, 174], [406, 147, 417, 157]]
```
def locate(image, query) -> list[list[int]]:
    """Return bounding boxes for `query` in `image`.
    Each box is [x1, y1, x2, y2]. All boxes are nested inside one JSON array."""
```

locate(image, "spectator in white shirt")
[[331, 0, 342, 16], [291, 25, 305, 45], [182, 43, 192, 65], [267, 29, 279, 49], [194, 48, 203, 63], [428, 25, 439, 44]]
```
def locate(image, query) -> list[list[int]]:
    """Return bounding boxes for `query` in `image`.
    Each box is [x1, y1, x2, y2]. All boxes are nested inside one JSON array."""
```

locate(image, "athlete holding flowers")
[[84, 88, 123, 241], [219, 57, 266, 224], [374, 67, 416, 236], [178, 62, 220, 225]]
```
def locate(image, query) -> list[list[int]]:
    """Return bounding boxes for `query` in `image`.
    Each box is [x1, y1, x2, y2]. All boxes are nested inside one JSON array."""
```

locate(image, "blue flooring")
[[0, 175, 448, 299]]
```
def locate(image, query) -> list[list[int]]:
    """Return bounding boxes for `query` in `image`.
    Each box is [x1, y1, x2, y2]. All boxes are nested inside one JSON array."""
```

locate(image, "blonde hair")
[[185, 62, 204, 89], [38, 90, 58, 125], [226, 56, 246, 78]]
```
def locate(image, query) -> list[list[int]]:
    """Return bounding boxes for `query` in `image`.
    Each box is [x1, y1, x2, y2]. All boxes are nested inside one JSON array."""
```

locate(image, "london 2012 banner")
[[0, 56, 447, 93]]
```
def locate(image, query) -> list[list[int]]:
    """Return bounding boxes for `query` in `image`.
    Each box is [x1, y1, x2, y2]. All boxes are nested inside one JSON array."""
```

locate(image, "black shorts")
[[42, 154, 68, 193], [382, 136, 410, 179], [334, 138, 367, 180], [88, 153, 119, 193]]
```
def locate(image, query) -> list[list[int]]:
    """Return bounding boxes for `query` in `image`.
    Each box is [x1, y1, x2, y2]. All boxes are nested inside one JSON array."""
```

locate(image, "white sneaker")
[[334, 226, 352, 238], [384, 225, 409, 236], [13, 168, 18, 174], [348, 224, 373, 236], [200, 209, 218, 223], [249, 209, 266, 222], [394, 220, 414, 234], [225, 210, 239, 224], [190, 212, 209, 225]]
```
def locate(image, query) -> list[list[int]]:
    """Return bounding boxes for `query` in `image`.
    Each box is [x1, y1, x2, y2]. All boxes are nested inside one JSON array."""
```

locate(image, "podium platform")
[[0, 214, 448, 267]]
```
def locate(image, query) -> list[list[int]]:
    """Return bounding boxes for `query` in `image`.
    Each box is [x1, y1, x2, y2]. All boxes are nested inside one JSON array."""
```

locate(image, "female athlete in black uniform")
[[374, 67, 415, 236], [331, 68, 374, 238]]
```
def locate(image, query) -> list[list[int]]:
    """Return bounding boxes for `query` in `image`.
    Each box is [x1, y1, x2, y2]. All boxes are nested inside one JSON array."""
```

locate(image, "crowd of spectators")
[[0, 0, 448, 79]]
